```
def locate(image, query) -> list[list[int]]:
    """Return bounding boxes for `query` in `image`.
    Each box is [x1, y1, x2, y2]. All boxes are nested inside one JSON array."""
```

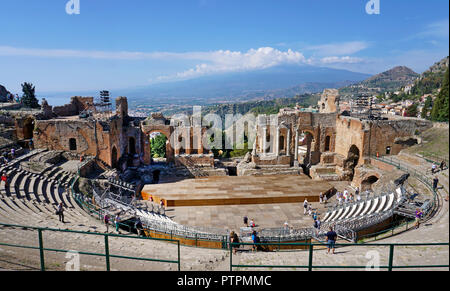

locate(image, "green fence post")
[[38, 229, 45, 271], [104, 234, 111, 271], [229, 242, 233, 271], [308, 243, 314, 271], [388, 245, 394, 271], [177, 240, 181, 271]]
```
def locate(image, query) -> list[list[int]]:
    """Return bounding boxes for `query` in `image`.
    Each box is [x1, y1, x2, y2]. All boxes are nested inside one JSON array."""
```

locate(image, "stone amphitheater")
[[0, 146, 448, 271]]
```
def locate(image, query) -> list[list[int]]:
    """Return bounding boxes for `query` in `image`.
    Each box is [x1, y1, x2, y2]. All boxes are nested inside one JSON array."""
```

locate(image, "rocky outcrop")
[[0, 85, 11, 102]]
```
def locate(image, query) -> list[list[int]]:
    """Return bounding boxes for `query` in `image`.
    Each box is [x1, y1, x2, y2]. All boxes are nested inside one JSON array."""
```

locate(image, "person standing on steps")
[[414, 208, 423, 229], [57, 202, 65, 223], [115, 213, 121, 234], [303, 199, 308, 215], [104, 213, 110, 233], [326, 226, 337, 255], [433, 176, 439, 192], [243, 216, 248, 227], [1, 173, 8, 188]]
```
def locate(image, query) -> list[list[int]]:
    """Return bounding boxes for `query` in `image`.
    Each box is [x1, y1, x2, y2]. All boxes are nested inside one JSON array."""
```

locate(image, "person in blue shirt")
[[326, 227, 337, 254]]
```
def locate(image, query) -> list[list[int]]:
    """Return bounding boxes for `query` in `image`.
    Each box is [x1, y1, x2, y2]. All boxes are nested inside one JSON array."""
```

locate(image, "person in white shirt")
[[303, 199, 308, 215]]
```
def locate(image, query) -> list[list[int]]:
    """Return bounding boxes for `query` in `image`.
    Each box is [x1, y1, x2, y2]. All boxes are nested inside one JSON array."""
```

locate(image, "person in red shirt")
[[1, 173, 8, 187]]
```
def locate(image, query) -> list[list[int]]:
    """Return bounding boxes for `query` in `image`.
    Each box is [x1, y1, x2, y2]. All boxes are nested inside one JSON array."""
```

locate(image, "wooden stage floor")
[[142, 175, 335, 207]]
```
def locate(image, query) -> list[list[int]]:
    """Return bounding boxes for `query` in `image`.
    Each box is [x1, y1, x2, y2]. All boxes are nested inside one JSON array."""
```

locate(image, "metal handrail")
[[229, 241, 449, 271], [0, 222, 181, 271]]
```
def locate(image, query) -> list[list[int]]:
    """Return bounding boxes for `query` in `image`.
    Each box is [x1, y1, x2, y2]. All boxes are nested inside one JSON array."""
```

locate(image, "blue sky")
[[0, 0, 448, 94]]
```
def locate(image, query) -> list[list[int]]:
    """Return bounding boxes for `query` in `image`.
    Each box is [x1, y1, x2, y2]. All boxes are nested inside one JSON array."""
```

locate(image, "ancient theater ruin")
[[2, 88, 438, 249]]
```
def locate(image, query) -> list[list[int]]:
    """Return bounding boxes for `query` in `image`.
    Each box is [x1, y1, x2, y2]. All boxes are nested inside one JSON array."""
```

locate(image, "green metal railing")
[[0, 222, 181, 271], [229, 242, 449, 271], [371, 155, 439, 211]]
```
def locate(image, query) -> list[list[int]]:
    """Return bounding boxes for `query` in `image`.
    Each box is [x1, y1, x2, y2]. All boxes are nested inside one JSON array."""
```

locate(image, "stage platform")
[[141, 175, 336, 207]]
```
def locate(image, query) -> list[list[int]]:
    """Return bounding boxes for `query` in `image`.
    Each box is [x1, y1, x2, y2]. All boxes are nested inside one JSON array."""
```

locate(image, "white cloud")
[[419, 19, 449, 40], [0, 45, 367, 83], [154, 47, 308, 82], [320, 56, 364, 64], [305, 41, 370, 56]]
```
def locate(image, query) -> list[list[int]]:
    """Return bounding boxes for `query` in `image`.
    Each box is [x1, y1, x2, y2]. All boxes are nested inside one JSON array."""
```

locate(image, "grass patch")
[[405, 127, 449, 158]]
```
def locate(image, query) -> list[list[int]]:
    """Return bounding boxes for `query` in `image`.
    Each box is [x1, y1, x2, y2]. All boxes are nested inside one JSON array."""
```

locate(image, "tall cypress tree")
[[21, 82, 40, 108], [431, 68, 449, 122]]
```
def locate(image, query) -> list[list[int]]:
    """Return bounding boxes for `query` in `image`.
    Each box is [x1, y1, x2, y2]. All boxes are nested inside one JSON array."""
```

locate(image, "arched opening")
[[361, 175, 379, 191], [129, 137, 136, 155], [279, 135, 285, 151], [150, 132, 168, 162], [386, 146, 391, 155], [177, 135, 185, 155], [69, 138, 77, 151], [152, 170, 161, 184], [324, 136, 331, 152], [300, 131, 315, 166], [111, 146, 118, 169], [345, 145, 360, 181], [23, 119, 34, 140]]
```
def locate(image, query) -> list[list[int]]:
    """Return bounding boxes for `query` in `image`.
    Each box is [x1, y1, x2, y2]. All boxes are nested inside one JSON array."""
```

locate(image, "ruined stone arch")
[[345, 144, 361, 181], [361, 174, 381, 191]]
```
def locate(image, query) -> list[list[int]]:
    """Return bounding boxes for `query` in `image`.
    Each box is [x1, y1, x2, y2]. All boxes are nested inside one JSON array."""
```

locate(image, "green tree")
[[431, 68, 449, 122], [150, 134, 167, 158], [406, 103, 418, 117], [421, 96, 433, 119], [21, 82, 39, 108]]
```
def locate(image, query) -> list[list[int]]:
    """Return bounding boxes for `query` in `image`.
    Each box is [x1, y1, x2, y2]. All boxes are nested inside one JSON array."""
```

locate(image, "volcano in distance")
[[120, 64, 371, 105]]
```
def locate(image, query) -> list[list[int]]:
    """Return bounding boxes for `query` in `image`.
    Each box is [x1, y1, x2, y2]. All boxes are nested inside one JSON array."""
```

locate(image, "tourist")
[[308, 205, 313, 216], [303, 199, 308, 215], [337, 192, 342, 205], [431, 164, 437, 174], [1, 173, 8, 188], [251, 230, 258, 252], [104, 213, 110, 233], [433, 176, 439, 192], [229, 231, 240, 254], [312, 211, 318, 221], [343, 189, 349, 202], [243, 216, 248, 227], [440, 161, 446, 171], [313, 219, 320, 236], [326, 227, 337, 255], [414, 208, 423, 229], [134, 217, 143, 236], [160, 199, 165, 214], [323, 193, 328, 204], [10, 148, 15, 159], [115, 214, 121, 234], [319, 192, 324, 204], [356, 192, 362, 201], [57, 202, 65, 223], [249, 218, 256, 228]]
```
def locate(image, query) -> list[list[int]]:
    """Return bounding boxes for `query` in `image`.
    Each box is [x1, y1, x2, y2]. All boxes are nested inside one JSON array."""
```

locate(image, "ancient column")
[[275, 127, 280, 156], [186, 127, 192, 155], [294, 128, 299, 167], [286, 128, 291, 156], [262, 127, 267, 155]]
